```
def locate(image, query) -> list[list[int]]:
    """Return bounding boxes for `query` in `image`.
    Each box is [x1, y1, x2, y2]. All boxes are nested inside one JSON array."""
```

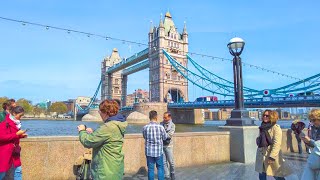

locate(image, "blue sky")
[[0, 0, 320, 103]]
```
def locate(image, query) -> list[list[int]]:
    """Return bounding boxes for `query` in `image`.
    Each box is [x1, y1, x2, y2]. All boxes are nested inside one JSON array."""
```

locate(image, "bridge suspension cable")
[[0, 16, 303, 81], [164, 49, 320, 98], [76, 80, 102, 111]]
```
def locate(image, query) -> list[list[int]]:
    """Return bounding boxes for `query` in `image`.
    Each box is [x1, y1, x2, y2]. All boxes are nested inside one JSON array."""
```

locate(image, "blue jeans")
[[14, 166, 22, 180], [259, 172, 285, 180], [0, 172, 5, 180], [146, 155, 164, 180], [0, 166, 22, 180], [301, 152, 320, 180], [163, 146, 175, 178]]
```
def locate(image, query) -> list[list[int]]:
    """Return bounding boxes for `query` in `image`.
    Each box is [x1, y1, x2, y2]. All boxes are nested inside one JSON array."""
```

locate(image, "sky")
[[0, 0, 320, 104]]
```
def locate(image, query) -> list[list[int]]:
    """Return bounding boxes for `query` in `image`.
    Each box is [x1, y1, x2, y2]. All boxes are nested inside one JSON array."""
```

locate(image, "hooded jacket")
[[79, 113, 128, 180], [0, 114, 22, 172]]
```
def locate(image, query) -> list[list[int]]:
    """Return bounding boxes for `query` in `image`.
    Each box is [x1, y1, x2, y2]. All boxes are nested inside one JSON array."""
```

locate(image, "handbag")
[[12, 144, 21, 156]]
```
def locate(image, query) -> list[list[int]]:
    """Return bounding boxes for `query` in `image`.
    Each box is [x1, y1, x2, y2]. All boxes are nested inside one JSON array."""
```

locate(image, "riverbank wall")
[[18, 129, 306, 179]]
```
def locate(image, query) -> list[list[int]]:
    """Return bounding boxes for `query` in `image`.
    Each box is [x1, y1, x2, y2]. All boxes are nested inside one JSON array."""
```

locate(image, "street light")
[[225, 37, 255, 126]]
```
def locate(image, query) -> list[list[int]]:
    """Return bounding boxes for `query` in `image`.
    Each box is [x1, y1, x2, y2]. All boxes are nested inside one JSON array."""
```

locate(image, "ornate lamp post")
[[225, 37, 255, 126]]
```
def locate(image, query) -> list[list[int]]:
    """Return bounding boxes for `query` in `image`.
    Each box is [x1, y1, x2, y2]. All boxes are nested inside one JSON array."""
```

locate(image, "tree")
[[49, 102, 68, 114], [0, 97, 9, 110], [33, 106, 44, 117], [17, 98, 33, 114]]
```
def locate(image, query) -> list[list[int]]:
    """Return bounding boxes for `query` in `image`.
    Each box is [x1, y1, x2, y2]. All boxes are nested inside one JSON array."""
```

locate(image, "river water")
[[20, 119, 307, 136]]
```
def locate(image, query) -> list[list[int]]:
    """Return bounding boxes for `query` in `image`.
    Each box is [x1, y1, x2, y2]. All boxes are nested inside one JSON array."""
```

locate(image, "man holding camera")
[[161, 112, 176, 180]]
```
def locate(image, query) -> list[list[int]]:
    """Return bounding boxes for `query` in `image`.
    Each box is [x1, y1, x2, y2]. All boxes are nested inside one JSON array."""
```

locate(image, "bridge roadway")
[[120, 95, 320, 110], [106, 48, 148, 74]]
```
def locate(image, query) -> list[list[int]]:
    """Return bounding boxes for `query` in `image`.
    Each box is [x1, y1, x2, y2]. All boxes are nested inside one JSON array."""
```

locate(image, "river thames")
[[21, 119, 306, 136]]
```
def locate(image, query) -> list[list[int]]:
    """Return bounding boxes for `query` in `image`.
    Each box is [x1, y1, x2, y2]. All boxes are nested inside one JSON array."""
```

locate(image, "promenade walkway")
[[124, 153, 308, 180]]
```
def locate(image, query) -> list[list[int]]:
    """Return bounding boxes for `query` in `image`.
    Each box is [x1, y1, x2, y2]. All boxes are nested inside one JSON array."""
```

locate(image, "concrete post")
[[220, 126, 259, 163]]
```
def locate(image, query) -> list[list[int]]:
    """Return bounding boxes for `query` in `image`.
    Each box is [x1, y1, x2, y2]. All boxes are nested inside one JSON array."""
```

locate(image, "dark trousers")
[[295, 133, 303, 154]]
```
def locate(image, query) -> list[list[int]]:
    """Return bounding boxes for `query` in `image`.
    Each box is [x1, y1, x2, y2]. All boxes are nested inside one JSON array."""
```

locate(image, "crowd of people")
[[255, 109, 320, 180], [76, 100, 176, 180], [0, 97, 319, 180]]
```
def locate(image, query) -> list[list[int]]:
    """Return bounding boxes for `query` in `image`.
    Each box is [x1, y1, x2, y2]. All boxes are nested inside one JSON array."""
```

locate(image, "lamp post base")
[[225, 109, 256, 126]]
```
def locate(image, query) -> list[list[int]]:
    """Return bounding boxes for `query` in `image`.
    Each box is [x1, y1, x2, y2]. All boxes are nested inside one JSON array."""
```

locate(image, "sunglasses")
[[263, 115, 270, 118]]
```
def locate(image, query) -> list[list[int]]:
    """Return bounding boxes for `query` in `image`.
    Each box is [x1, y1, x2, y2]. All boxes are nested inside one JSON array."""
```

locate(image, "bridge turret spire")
[[183, 21, 188, 35], [149, 20, 154, 34], [159, 13, 164, 28]]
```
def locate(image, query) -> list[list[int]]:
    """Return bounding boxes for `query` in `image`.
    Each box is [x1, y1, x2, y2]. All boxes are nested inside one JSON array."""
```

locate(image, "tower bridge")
[[79, 11, 320, 123]]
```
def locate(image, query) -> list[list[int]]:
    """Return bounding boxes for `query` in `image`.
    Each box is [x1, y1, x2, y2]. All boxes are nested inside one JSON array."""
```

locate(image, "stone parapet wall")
[[20, 132, 230, 180], [133, 102, 168, 117]]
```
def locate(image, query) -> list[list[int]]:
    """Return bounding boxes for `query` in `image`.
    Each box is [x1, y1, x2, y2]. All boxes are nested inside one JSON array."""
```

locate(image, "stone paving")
[[123, 153, 309, 180]]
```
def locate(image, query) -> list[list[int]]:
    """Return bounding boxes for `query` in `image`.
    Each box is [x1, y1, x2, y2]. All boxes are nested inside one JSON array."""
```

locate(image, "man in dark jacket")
[[291, 119, 306, 154], [0, 99, 16, 123]]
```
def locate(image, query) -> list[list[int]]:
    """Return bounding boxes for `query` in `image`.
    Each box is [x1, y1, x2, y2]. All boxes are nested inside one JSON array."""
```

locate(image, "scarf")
[[9, 114, 22, 129], [257, 122, 274, 148]]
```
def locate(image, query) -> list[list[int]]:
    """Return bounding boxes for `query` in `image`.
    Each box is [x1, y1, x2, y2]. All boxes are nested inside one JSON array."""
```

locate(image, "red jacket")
[[0, 114, 22, 172]]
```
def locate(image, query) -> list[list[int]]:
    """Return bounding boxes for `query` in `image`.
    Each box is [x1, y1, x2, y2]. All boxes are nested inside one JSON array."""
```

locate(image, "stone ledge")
[[219, 126, 258, 130], [22, 131, 230, 142]]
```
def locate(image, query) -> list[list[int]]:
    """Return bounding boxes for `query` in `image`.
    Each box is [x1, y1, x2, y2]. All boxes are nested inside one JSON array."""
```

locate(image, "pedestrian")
[[0, 106, 27, 180], [255, 110, 291, 180], [0, 99, 16, 123], [78, 99, 128, 180], [307, 120, 314, 154], [301, 109, 320, 180], [143, 110, 168, 180], [290, 119, 306, 154], [160, 112, 176, 180]]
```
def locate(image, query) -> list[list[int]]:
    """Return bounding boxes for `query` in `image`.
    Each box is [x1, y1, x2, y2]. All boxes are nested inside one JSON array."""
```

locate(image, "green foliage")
[[17, 98, 33, 114], [49, 102, 68, 114], [0, 97, 9, 110], [33, 106, 44, 117]]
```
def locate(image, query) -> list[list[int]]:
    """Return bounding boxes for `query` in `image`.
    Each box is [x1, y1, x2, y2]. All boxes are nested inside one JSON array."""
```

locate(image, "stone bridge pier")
[[131, 102, 204, 124]]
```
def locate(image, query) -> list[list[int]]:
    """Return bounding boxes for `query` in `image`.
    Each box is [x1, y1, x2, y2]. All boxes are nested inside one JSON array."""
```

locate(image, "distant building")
[[126, 89, 149, 106], [63, 99, 75, 114], [276, 109, 291, 120], [36, 99, 51, 110], [212, 108, 232, 120], [249, 111, 259, 120], [76, 96, 91, 107]]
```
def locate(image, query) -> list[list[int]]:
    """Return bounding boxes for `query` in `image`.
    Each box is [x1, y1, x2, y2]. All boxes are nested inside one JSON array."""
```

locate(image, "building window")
[[115, 79, 119, 85], [172, 71, 178, 80], [114, 87, 119, 94], [168, 41, 170, 46], [174, 34, 176, 39]]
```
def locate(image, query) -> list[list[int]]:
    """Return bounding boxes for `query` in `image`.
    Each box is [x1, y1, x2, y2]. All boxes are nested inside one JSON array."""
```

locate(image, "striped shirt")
[[143, 122, 168, 157]]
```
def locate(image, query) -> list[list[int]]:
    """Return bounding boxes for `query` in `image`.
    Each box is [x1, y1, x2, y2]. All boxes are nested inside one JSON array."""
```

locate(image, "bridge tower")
[[149, 11, 189, 103], [101, 48, 123, 102]]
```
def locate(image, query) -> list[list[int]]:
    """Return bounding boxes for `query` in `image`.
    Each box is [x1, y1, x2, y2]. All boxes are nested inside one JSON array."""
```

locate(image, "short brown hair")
[[263, 109, 279, 124], [309, 109, 320, 122], [99, 99, 119, 117], [149, 110, 157, 120], [2, 99, 15, 111]]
